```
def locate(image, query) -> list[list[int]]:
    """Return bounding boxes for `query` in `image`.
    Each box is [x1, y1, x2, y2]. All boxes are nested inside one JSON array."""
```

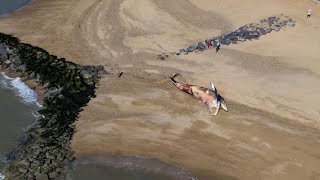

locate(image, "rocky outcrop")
[[159, 15, 296, 58], [0, 32, 106, 179]]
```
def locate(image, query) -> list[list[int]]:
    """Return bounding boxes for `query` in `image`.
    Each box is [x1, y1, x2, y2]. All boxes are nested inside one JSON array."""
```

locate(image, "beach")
[[1, 0, 320, 179]]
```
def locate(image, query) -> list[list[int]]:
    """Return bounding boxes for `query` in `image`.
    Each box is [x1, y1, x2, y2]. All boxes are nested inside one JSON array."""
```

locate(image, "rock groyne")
[[0, 32, 106, 179], [158, 15, 296, 59]]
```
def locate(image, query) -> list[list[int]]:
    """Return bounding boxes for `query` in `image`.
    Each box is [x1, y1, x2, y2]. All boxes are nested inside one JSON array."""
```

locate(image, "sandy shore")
[[1, 0, 320, 179]]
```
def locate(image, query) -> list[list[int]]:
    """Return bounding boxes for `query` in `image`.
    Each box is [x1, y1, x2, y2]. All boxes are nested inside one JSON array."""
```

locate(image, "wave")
[[0, 72, 41, 107], [0, 173, 4, 180]]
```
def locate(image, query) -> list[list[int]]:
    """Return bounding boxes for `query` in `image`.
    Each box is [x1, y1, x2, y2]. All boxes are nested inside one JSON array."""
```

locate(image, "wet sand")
[[0, 0, 320, 179]]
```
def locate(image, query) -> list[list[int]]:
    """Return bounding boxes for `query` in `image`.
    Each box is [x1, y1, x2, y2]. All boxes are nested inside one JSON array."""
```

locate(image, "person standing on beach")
[[216, 42, 220, 52], [307, 9, 312, 18]]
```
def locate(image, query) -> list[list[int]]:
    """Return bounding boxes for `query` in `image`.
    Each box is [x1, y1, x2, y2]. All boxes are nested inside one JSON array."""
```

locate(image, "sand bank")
[[1, 0, 320, 179]]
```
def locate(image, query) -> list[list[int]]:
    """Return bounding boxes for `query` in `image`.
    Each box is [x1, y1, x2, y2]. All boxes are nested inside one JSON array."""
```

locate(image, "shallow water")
[[68, 163, 179, 180], [0, 73, 39, 179], [0, 0, 30, 15], [69, 153, 197, 180]]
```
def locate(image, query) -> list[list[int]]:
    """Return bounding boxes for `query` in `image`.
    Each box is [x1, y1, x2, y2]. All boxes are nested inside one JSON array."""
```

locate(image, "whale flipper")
[[213, 101, 221, 116]]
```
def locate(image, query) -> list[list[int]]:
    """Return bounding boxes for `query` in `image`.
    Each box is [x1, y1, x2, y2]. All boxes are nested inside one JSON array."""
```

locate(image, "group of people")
[[204, 9, 312, 54], [206, 40, 220, 52], [206, 8, 312, 53]]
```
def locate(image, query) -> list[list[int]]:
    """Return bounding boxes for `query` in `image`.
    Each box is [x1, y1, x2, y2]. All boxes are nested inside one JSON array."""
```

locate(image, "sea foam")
[[0, 72, 41, 107], [0, 173, 5, 180]]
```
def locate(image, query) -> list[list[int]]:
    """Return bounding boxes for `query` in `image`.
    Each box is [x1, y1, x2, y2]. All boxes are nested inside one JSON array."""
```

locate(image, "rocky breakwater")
[[157, 15, 296, 59], [0, 32, 106, 179]]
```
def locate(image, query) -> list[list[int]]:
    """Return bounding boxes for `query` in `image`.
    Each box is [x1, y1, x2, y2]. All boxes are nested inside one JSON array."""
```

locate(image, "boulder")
[[29, 72, 36, 78], [197, 42, 206, 50], [5, 47, 14, 55], [266, 28, 272, 33], [272, 25, 281, 32], [12, 56, 22, 66], [220, 38, 231, 45], [96, 65, 105, 72], [227, 34, 238, 42], [238, 37, 246, 42], [268, 16, 276, 22], [179, 49, 186, 53], [66, 64, 76, 70], [36, 174, 49, 180], [156, 53, 168, 60], [98, 70, 107, 77], [190, 44, 198, 50], [4, 60, 11, 66], [186, 47, 194, 52], [17, 65, 27, 73], [45, 88, 61, 98], [48, 171, 59, 179], [0, 44, 8, 61], [18, 166, 28, 173], [258, 28, 267, 35], [83, 74, 94, 85]]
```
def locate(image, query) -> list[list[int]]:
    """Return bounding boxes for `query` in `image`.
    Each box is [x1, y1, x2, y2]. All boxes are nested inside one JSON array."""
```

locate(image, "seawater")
[[0, 72, 40, 179], [0, 0, 30, 15]]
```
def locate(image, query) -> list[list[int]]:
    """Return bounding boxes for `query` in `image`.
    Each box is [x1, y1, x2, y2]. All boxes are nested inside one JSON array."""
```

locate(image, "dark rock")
[[98, 70, 107, 77], [29, 72, 36, 78], [80, 70, 90, 76], [17, 65, 27, 73], [238, 37, 246, 42], [187, 47, 194, 52], [190, 43, 198, 50], [249, 31, 260, 37], [36, 174, 49, 180], [12, 56, 22, 66], [157, 53, 168, 60], [66, 64, 76, 70], [48, 171, 58, 179], [272, 25, 281, 32], [45, 88, 62, 98], [179, 49, 185, 53], [4, 60, 11, 66], [220, 38, 231, 45], [9, 63, 16, 70], [268, 16, 277, 22], [18, 166, 28, 173], [266, 28, 272, 33], [227, 34, 238, 42], [258, 28, 267, 35], [198, 42, 205, 47], [96, 65, 105, 72], [197, 42, 206, 50], [0, 44, 8, 61]]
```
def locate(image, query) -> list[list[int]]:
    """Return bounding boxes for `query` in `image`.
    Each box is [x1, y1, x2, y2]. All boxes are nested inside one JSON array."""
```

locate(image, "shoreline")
[[1, 0, 320, 179], [73, 152, 198, 180], [0, 32, 106, 179], [0, 68, 45, 105], [0, 0, 31, 17], [0, 67, 198, 180]]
